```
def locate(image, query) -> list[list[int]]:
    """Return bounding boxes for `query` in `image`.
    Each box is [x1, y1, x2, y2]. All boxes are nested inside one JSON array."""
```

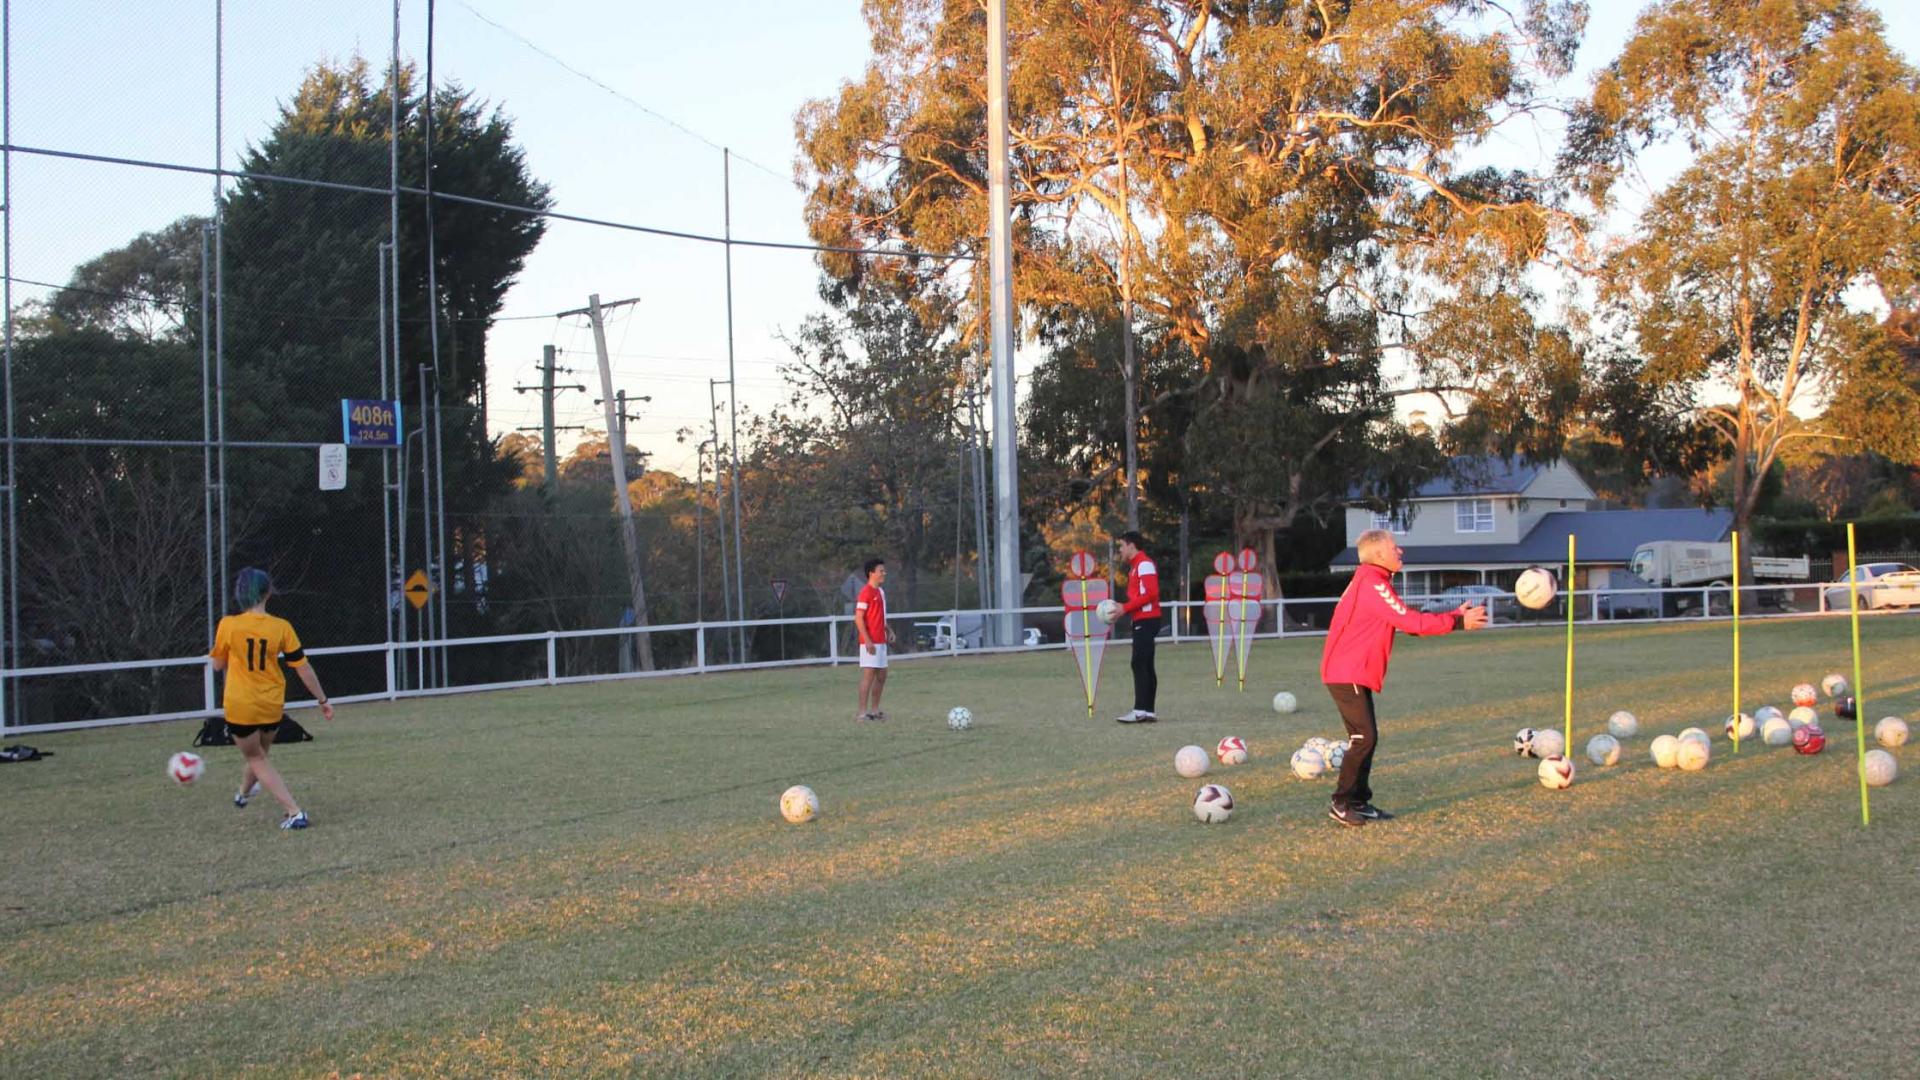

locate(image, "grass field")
[[3, 615, 1919, 1078]]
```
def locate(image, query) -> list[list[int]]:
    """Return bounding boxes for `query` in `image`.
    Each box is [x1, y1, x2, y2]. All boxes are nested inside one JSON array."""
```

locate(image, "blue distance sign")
[[341, 399, 402, 447]]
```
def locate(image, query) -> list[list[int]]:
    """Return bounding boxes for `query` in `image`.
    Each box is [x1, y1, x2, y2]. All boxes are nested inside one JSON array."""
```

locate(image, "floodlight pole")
[[986, 0, 1021, 644]]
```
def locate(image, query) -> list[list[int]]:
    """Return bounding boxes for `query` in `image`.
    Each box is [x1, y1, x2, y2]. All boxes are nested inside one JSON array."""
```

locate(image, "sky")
[[5, 0, 1919, 481]]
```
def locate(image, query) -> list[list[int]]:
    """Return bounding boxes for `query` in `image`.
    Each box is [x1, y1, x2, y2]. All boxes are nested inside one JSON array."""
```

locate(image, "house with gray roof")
[[1330, 457, 1733, 598]]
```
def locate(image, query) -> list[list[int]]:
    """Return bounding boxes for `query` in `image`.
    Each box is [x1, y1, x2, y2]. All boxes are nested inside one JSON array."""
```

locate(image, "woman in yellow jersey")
[[208, 568, 333, 829]]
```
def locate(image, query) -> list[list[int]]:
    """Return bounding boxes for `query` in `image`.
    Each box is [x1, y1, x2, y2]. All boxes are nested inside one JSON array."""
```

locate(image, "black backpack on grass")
[[0, 744, 50, 762], [192, 714, 315, 747]]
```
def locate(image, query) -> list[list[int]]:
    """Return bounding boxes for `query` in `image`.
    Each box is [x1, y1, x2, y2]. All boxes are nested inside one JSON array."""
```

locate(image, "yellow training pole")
[[1848, 524, 1869, 827], [1564, 534, 1575, 755], [1731, 530, 1741, 754]]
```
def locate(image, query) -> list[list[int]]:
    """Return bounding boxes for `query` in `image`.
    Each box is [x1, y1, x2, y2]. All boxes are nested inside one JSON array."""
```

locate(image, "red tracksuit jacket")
[[1119, 550, 1162, 619], [1320, 563, 1459, 692]]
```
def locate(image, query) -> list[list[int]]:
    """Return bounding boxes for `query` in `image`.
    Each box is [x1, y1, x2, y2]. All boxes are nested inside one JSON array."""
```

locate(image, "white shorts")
[[859, 643, 889, 669]]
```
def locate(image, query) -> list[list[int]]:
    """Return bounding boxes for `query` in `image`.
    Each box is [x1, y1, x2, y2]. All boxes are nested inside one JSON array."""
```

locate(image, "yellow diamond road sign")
[[405, 569, 432, 610]]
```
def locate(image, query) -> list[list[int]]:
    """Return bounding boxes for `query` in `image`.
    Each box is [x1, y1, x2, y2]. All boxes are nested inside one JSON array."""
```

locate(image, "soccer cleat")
[[1327, 804, 1367, 827], [279, 811, 310, 830], [873, 710, 890, 722], [234, 781, 262, 809], [1116, 710, 1156, 724], [1355, 804, 1395, 821]]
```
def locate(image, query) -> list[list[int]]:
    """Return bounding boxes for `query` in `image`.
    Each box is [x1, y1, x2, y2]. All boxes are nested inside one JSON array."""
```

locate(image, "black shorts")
[[227, 719, 280, 741]]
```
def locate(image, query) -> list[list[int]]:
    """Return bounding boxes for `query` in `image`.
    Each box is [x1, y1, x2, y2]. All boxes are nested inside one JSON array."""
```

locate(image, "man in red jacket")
[[1321, 529, 1488, 826], [1114, 531, 1163, 723]]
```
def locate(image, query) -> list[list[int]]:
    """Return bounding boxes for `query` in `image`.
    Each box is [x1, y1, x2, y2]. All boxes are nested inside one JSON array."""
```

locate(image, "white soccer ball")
[[946, 706, 973, 731], [1216, 736, 1249, 766], [1676, 738, 1710, 772], [1761, 716, 1794, 747], [1096, 599, 1123, 625], [1174, 745, 1211, 779], [1291, 748, 1327, 780], [779, 785, 819, 824], [1271, 691, 1298, 714], [1193, 783, 1235, 823], [1607, 710, 1639, 739], [1864, 749, 1898, 788], [1821, 673, 1850, 700], [1324, 742, 1347, 771], [1514, 567, 1558, 610], [1532, 729, 1566, 760], [1724, 713, 1756, 741], [1755, 705, 1784, 724], [1791, 683, 1818, 708], [1650, 734, 1680, 768], [1678, 727, 1712, 747], [1303, 737, 1335, 759], [167, 751, 205, 786], [1538, 754, 1576, 789], [1586, 734, 1621, 766], [1513, 728, 1539, 758], [1875, 717, 1910, 749], [1788, 706, 1819, 729]]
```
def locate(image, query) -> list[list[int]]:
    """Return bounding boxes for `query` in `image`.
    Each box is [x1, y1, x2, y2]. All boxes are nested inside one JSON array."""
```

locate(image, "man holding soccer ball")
[[1112, 531, 1162, 723], [1321, 529, 1487, 826]]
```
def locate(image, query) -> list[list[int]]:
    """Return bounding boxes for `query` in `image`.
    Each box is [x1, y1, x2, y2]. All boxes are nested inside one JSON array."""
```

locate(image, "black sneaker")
[[1327, 804, 1367, 828], [1355, 804, 1395, 821]]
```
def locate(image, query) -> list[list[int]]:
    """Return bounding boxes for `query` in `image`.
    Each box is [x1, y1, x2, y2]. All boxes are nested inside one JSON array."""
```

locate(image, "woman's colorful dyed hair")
[[233, 567, 273, 610]]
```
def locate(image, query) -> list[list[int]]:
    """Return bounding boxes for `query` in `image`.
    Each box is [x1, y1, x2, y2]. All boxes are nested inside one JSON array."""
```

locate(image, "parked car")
[[1419, 584, 1518, 622], [1823, 563, 1920, 611]]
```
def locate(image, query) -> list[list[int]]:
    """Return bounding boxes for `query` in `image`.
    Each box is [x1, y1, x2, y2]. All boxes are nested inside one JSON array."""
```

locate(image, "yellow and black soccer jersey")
[[210, 612, 308, 726]]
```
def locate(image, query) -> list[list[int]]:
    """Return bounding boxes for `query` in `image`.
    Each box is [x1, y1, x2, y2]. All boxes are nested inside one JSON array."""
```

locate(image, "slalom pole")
[[1848, 524, 1869, 827], [1731, 530, 1741, 753], [1564, 534, 1575, 756]]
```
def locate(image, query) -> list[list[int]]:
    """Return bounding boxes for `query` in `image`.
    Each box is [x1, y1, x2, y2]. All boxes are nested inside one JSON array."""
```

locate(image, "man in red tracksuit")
[[1321, 529, 1487, 826], [1114, 530, 1163, 723]]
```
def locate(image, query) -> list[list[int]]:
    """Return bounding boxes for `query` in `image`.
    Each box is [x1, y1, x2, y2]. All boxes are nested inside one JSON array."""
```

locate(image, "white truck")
[[1628, 541, 1811, 615]]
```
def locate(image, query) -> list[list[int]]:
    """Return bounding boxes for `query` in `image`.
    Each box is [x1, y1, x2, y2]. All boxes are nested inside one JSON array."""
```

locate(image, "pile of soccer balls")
[[1513, 727, 1577, 789], [1289, 735, 1350, 781], [1180, 736, 1254, 822]]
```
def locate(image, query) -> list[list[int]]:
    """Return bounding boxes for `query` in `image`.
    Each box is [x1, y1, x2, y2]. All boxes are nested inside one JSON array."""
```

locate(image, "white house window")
[[1370, 507, 1411, 533], [1455, 498, 1494, 533]]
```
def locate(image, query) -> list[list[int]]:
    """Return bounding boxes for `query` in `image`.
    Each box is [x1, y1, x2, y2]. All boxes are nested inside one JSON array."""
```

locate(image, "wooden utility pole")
[[513, 344, 584, 490], [584, 293, 654, 671]]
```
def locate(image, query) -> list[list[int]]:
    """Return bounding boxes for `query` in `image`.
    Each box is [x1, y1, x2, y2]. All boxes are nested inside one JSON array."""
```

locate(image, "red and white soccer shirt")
[[1119, 549, 1162, 619], [856, 583, 887, 644]]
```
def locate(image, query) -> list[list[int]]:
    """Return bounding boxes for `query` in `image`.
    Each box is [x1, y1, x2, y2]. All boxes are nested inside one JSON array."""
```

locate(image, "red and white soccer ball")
[[1792, 723, 1827, 756], [1193, 783, 1234, 823], [1216, 736, 1249, 766], [1537, 754, 1575, 789], [167, 751, 205, 786], [1791, 683, 1818, 708]]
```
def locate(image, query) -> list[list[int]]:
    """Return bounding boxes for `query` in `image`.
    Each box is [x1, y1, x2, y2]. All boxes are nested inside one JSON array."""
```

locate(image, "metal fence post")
[[545, 632, 557, 685], [696, 625, 706, 672], [829, 617, 839, 666], [384, 643, 396, 701]]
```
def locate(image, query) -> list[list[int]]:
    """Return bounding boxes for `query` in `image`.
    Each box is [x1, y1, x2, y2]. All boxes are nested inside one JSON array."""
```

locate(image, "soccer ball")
[[1834, 695, 1858, 722], [1791, 683, 1818, 708], [1792, 723, 1826, 756], [1513, 728, 1539, 758], [1193, 783, 1235, 823], [1761, 716, 1793, 747], [1096, 599, 1123, 625], [167, 751, 204, 786], [1864, 749, 1898, 788], [1787, 706, 1818, 729], [1174, 745, 1211, 779], [1650, 734, 1680, 768], [1324, 742, 1347, 771], [1822, 673, 1849, 699], [1216, 736, 1249, 766], [1678, 727, 1711, 747], [1607, 710, 1639, 739], [1514, 567, 1557, 610], [1755, 705, 1784, 723], [1586, 734, 1621, 766], [947, 706, 973, 731], [1724, 713, 1756, 741], [1538, 755, 1575, 789], [1291, 748, 1327, 780], [1271, 691, 1298, 714], [1532, 729, 1566, 760], [1676, 738, 1710, 771], [779, 785, 819, 823], [1875, 717, 1910, 749]]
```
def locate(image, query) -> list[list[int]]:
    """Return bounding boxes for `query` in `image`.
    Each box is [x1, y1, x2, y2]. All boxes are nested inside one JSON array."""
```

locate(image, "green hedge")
[[1748, 516, 1920, 557]]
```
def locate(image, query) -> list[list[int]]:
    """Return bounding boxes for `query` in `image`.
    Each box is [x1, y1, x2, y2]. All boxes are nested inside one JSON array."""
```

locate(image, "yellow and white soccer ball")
[[1216, 736, 1249, 766], [1514, 567, 1557, 610], [1290, 747, 1327, 780], [1650, 734, 1681, 768], [1537, 754, 1575, 789], [1676, 738, 1710, 772], [779, 785, 819, 824], [1193, 783, 1235, 823], [1096, 599, 1123, 625], [1864, 749, 1898, 788], [1874, 717, 1909, 749], [1174, 745, 1211, 779], [1271, 690, 1299, 714], [167, 751, 205, 786], [1607, 710, 1639, 739], [1586, 734, 1621, 767]]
